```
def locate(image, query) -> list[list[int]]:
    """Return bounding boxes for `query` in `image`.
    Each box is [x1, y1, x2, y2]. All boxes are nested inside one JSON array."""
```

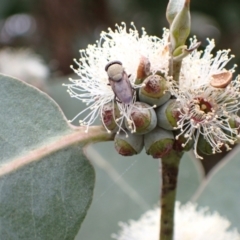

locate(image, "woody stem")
[[159, 150, 183, 240]]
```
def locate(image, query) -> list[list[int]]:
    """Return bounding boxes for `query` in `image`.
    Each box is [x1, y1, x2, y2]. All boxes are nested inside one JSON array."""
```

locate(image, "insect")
[[105, 60, 134, 104]]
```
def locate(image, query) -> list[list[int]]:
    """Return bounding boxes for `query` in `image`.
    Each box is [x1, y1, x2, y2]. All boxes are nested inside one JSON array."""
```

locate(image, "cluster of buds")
[[64, 3, 240, 159], [102, 58, 179, 158], [109, 61, 240, 160]]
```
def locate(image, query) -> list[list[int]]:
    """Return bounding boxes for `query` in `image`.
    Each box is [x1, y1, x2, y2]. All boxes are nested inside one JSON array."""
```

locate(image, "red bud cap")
[[210, 71, 232, 88], [135, 56, 151, 85]]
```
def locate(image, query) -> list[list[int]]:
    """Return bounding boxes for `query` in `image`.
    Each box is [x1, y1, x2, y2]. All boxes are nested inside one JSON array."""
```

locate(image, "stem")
[[172, 60, 182, 82], [167, 42, 182, 82], [0, 125, 114, 177], [159, 150, 183, 240]]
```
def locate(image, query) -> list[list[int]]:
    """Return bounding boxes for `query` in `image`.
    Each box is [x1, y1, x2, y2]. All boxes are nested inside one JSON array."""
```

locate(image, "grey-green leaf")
[[0, 75, 95, 240]]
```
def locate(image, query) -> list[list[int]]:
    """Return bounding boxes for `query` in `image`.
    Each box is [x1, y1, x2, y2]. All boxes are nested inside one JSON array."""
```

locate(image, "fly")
[[105, 60, 134, 104]]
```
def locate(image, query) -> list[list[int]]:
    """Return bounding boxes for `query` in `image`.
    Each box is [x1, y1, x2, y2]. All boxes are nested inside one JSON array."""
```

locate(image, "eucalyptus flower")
[[170, 37, 240, 158], [64, 23, 170, 133], [112, 202, 240, 240]]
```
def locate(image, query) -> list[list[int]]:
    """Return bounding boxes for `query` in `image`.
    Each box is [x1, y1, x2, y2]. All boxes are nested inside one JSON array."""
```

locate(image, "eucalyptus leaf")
[[0, 75, 102, 239], [193, 145, 240, 231]]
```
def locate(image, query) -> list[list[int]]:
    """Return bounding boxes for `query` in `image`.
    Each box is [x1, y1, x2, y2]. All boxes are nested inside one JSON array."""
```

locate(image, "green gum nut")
[[197, 134, 214, 155], [101, 102, 120, 132], [156, 99, 179, 130], [144, 127, 174, 159], [114, 131, 144, 156], [125, 102, 157, 135], [139, 74, 171, 107]]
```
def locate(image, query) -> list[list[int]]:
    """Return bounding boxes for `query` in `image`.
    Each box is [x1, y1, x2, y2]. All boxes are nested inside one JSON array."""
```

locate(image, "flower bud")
[[101, 102, 120, 132], [135, 56, 151, 85], [139, 74, 171, 107], [156, 99, 179, 130], [125, 102, 157, 134], [144, 127, 174, 158], [114, 131, 144, 156], [170, 0, 191, 50]]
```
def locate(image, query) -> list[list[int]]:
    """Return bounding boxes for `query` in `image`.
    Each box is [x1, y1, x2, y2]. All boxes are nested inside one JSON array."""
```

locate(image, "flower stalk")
[[159, 150, 183, 240], [159, 1, 192, 239]]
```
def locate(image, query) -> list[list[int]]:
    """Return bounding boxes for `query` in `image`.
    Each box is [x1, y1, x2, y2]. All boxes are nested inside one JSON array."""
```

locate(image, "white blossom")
[[64, 23, 170, 132], [112, 202, 240, 240], [170, 37, 240, 158]]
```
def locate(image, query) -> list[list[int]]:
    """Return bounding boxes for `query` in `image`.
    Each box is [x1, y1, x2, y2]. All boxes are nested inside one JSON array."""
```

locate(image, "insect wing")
[[109, 72, 133, 104]]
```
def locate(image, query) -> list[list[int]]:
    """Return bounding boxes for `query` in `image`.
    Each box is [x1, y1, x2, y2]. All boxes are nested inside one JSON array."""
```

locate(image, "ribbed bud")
[[114, 131, 144, 156], [173, 131, 193, 152], [135, 56, 151, 85], [144, 127, 174, 158], [139, 74, 171, 107], [125, 102, 157, 134], [170, 0, 191, 50], [156, 99, 179, 130], [101, 102, 120, 132]]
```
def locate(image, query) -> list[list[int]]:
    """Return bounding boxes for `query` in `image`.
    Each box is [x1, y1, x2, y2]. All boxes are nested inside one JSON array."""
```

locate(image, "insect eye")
[[105, 60, 122, 71]]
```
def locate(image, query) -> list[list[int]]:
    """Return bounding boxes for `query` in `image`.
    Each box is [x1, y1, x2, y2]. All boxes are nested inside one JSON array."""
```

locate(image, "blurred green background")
[[0, 0, 240, 75]]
